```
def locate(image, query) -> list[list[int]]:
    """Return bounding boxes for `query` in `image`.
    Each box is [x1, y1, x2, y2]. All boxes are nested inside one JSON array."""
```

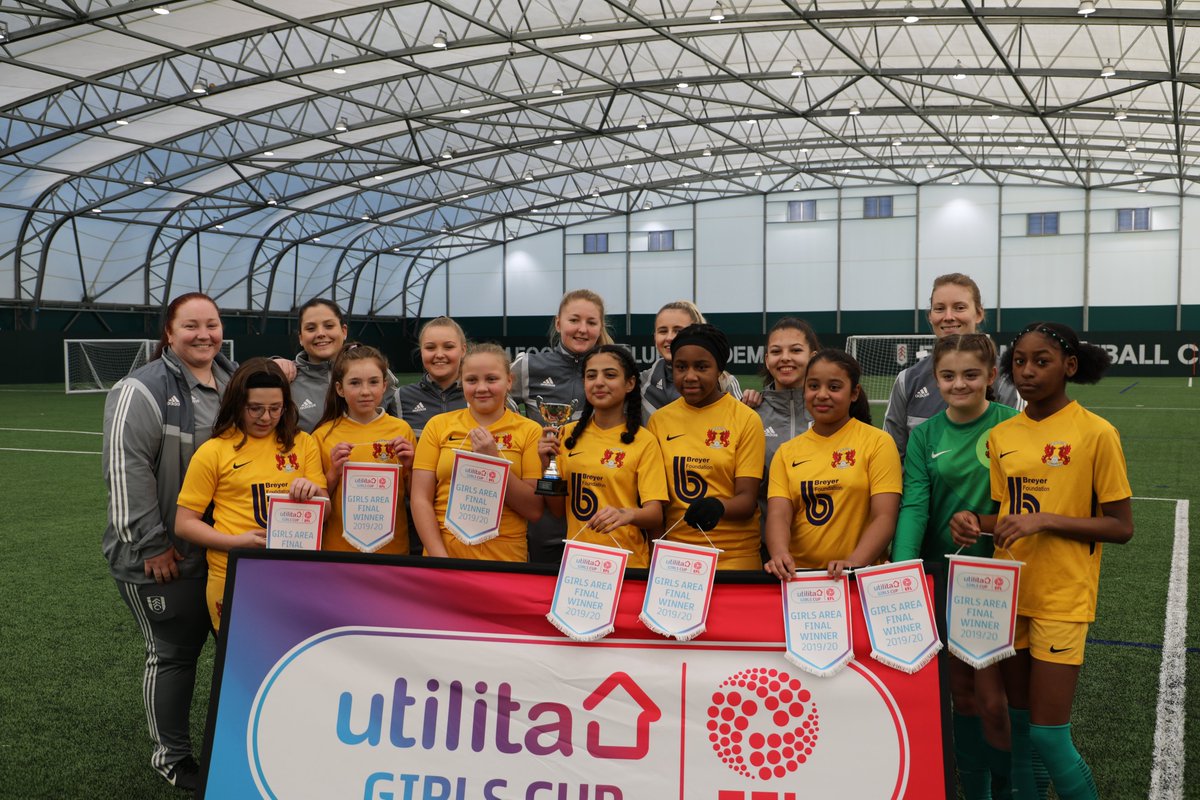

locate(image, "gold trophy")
[[534, 397, 578, 496]]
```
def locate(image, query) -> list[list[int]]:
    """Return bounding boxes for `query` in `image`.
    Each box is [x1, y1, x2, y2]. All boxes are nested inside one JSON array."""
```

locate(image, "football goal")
[[64, 339, 235, 394], [844, 334, 937, 406]]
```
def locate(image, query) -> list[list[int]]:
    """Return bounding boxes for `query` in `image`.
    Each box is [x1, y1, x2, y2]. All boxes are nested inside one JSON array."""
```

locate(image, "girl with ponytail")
[[540, 345, 668, 567], [764, 348, 902, 579]]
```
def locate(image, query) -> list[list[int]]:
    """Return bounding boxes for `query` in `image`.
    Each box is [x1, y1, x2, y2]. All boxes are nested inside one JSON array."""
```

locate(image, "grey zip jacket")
[[291, 350, 401, 432], [396, 373, 466, 438], [755, 383, 812, 482], [101, 349, 235, 584], [639, 358, 744, 422], [510, 344, 587, 426]]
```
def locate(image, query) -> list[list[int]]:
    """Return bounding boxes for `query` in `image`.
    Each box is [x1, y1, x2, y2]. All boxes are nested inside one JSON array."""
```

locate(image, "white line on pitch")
[[1149, 499, 1190, 800], [0, 447, 100, 455], [0, 426, 102, 435], [1089, 406, 1198, 411]]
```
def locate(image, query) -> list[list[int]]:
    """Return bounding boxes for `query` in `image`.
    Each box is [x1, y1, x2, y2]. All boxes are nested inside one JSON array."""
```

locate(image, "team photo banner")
[[201, 553, 952, 800]]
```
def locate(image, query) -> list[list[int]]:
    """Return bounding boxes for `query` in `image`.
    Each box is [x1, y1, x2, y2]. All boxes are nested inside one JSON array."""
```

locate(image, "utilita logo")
[[959, 572, 1006, 592], [351, 475, 390, 490], [662, 557, 705, 575], [867, 577, 916, 598], [572, 556, 617, 575], [277, 509, 314, 524], [707, 668, 820, 782], [789, 586, 840, 604], [463, 465, 501, 483]]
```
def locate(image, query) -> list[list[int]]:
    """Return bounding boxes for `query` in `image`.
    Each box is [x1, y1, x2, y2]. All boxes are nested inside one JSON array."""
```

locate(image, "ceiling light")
[[335, 118, 348, 132], [643, 202, 652, 210], [115, 118, 129, 125], [952, 176, 961, 185], [988, 113, 1000, 120], [799, 147, 809, 154], [332, 62, 346, 75], [1125, 141, 1137, 152], [1034, 165, 1045, 175], [754, 170, 763, 176], [683, 181, 691, 187], [1078, 0, 1096, 16], [192, 81, 208, 94], [902, 2, 920, 23], [675, 72, 690, 89], [91, 207, 103, 214], [591, 189, 600, 197], [637, 116, 648, 130], [709, 3, 726, 22], [507, 43, 517, 58], [360, 213, 371, 220], [441, 149, 453, 159], [214, 224, 224, 230], [624, 163, 634, 169], [1137, 183, 1148, 193], [849, 103, 861, 116], [141, 175, 155, 185], [793, 182, 802, 191], [744, 118, 757, 126], [552, 80, 565, 95], [952, 61, 966, 80], [458, 107, 471, 116], [152, 5, 170, 14], [1100, 62, 1116, 78], [266, 195, 278, 206], [1015, 144, 1027, 151], [433, 30, 448, 49], [392, 247, 401, 252], [1133, 167, 1144, 177], [926, 161, 936, 169], [1114, 107, 1128, 120], [578, 20, 593, 41], [892, 139, 904, 147], [552, 138, 563, 145], [460, 193, 469, 199], [791, 62, 805, 77], [263, 150, 274, 157], [440, 226, 449, 233], [702, 147, 712, 156], [312, 237, 321, 242], [506, 231, 515, 240], [524, 172, 534, 181], [0, 23, 8, 42]]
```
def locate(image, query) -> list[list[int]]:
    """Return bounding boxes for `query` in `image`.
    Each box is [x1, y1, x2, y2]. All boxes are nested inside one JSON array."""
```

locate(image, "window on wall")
[[863, 195, 893, 219], [647, 230, 675, 251], [1117, 207, 1151, 232], [787, 199, 817, 222], [1026, 212, 1060, 236], [582, 232, 609, 253]]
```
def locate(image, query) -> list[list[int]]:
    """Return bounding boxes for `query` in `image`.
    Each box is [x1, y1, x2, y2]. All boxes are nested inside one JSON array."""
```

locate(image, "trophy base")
[[536, 477, 568, 497]]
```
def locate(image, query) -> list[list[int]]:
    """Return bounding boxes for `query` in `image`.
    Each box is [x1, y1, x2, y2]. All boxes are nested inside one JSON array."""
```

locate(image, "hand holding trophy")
[[534, 396, 578, 496]]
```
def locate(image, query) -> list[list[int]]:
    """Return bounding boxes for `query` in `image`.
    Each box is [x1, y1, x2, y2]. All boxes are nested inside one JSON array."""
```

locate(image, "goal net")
[[64, 339, 235, 394], [844, 335, 937, 406]]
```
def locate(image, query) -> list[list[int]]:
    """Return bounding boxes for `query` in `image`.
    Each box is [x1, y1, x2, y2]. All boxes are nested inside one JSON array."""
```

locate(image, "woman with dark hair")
[[764, 348, 902, 579], [646, 323, 766, 570], [175, 358, 326, 630], [281, 298, 400, 431], [101, 292, 235, 790], [745, 317, 822, 484], [540, 345, 668, 567]]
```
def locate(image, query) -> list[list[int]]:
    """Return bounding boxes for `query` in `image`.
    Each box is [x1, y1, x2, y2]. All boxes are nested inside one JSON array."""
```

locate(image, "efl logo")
[[707, 669, 820, 781]]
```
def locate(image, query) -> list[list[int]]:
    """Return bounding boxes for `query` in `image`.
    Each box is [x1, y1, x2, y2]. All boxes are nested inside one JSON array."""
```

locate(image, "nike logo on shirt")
[[791, 460, 810, 467], [568, 452, 581, 457], [1000, 450, 1018, 458], [666, 434, 686, 441], [1048, 645, 1072, 653], [448, 435, 463, 441], [233, 461, 251, 470], [931, 450, 952, 459]]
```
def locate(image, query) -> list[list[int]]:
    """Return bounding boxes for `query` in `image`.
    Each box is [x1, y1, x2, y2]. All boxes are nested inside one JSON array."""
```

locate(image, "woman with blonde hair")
[[641, 300, 742, 420]]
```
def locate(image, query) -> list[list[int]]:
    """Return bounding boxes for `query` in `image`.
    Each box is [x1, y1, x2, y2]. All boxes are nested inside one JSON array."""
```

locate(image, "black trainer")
[[164, 755, 202, 792]]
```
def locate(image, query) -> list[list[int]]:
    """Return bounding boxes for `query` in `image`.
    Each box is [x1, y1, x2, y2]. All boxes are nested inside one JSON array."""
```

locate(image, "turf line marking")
[[1089, 406, 1198, 412], [0, 426, 102, 436], [0, 447, 100, 455], [1149, 499, 1189, 800], [1087, 638, 1200, 655], [1119, 381, 1139, 394]]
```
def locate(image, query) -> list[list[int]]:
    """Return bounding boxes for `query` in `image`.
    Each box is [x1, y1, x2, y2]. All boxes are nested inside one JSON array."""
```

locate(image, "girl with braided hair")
[[540, 345, 668, 568]]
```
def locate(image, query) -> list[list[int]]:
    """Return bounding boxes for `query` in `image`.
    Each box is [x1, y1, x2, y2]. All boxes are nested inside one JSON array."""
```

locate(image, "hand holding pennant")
[[444, 450, 510, 545], [341, 463, 401, 553], [265, 495, 329, 550], [855, 560, 943, 674], [781, 573, 854, 677], [945, 555, 1023, 668]]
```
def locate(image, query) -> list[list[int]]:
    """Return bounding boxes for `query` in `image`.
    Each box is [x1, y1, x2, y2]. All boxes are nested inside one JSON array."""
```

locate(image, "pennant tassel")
[[344, 532, 394, 554], [451, 527, 499, 546], [545, 612, 614, 643], [637, 611, 705, 642], [783, 650, 853, 678], [949, 642, 1016, 670], [870, 640, 943, 675]]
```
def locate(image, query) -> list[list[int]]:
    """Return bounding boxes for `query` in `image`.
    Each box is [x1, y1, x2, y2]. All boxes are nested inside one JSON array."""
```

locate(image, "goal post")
[[64, 339, 235, 394], [844, 334, 938, 406]]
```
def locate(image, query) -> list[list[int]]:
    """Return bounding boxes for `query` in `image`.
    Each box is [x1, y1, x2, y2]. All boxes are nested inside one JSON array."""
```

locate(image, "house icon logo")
[[583, 671, 662, 760]]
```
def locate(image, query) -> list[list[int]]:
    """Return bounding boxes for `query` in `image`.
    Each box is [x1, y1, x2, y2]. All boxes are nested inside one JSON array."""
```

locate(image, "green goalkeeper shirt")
[[892, 401, 1019, 564]]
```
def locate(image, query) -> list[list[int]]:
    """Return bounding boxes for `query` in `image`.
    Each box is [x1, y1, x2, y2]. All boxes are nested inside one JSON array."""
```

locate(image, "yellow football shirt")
[[989, 401, 1131, 622], [412, 407, 543, 562], [178, 429, 326, 629], [312, 413, 416, 554], [647, 392, 766, 570], [768, 418, 903, 569], [557, 422, 669, 568]]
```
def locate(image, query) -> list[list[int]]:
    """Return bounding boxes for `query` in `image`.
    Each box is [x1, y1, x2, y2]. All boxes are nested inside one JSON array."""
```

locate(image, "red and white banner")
[[444, 450, 510, 545], [341, 462, 400, 553], [856, 560, 943, 674], [640, 539, 720, 641], [202, 554, 952, 799], [946, 555, 1022, 669], [265, 495, 327, 551]]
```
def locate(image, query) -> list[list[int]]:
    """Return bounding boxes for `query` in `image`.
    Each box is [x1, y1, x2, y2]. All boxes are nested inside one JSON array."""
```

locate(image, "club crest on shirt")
[[600, 448, 626, 469], [704, 427, 731, 448], [831, 448, 857, 469], [371, 442, 395, 462], [276, 452, 300, 472], [494, 433, 514, 451], [1042, 441, 1072, 467]]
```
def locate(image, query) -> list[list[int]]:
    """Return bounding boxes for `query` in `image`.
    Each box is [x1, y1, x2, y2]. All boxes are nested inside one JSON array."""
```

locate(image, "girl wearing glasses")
[[176, 358, 327, 630]]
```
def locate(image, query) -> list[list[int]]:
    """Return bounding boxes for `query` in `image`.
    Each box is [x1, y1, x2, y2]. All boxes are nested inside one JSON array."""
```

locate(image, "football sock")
[[1029, 722, 1098, 800], [1007, 708, 1038, 799], [985, 741, 1012, 800], [953, 712, 992, 799]]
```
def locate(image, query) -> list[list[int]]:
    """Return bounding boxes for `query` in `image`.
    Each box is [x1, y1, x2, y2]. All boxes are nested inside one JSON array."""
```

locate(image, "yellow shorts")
[[1014, 616, 1089, 666]]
